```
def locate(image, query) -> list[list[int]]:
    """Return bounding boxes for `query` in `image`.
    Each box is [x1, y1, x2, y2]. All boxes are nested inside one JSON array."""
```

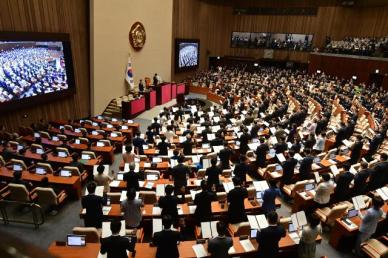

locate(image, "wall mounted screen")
[[175, 39, 200, 72]]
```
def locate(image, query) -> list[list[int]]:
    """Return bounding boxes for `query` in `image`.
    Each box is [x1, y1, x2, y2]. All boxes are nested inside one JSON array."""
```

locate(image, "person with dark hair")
[[333, 163, 354, 202], [40, 176, 61, 195], [145, 126, 155, 145], [122, 145, 136, 165], [171, 149, 180, 161], [299, 148, 314, 180], [158, 185, 182, 223], [208, 221, 233, 258], [182, 134, 194, 155], [349, 135, 363, 164], [150, 117, 161, 134], [171, 155, 190, 195], [194, 180, 217, 224], [206, 158, 222, 189], [334, 122, 347, 148], [94, 164, 112, 193], [239, 127, 251, 154], [11, 170, 33, 190], [218, 141, 233, 169], [353, 161, 372, 196], [81, 182, 105, 228], [100, 219, 135, 258], [233, 155, 249, 183], [298, 214, 322, 258], [121, 188, 143, 228], [227, 177, 248, 223], [354, 196, 385, 256], [365, 131, 384, 160], [153, 215, 181, 258], [123, 164, 140, 191], [281, 149, 297, 185], [274, 137, 288, 154], [262, 180, 282, 214], [132, 132, 146, 155], [313, 173, 334, 207], [157, 135, 170, 156], [69, 153, 85, 173], [368, 153, 388, 190], [255, 138, 269, 168], [255, 211, 286, 258]]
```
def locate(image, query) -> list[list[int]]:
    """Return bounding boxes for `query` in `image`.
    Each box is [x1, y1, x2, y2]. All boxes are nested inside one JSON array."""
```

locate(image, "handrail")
[[0, 200, 45, 229]]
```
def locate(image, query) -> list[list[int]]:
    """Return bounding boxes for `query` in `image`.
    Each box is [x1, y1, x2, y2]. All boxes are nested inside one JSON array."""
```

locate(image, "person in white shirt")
[[313, 132, 326, 153], [164, 125, 176, 143], [354, 195, 385, 256], [313, 173, 335, 206]]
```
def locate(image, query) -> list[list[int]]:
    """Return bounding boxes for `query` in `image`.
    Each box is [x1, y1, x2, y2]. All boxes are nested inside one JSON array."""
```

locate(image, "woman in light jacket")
[[298, 214, 322, 258]]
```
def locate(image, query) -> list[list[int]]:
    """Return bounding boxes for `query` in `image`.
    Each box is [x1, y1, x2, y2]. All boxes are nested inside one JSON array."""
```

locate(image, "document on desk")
[[201, 221, 218, 238], [289, 232, 301, 244], [152, 207, 161, 215], [223, 182, 234, 193], [352, 195, 366, 210], [314, 172, 321, 183], [190, 190, 201, 200], [228, 246, 236, 254], [248, 143, 259, 150], [192, 244, 208, 258], [276, 153, 286, 163], [248, 215, 268, 230], [207, 134, 216, 141], [240, 239, 255, 252], [138, 180, 145, 187], [102, 206, 111, 215], [153, 219, 162, 235], [109, 180, 121, 187], [376, 187, 388, 201], [177, 205, 184, 215], [212, 145, 223, 153], [102, 220, 125, 238], [189, 205, 197, 214], [253, 180, 269, 192], [144, 182, 154, 189], [330, 165, 339, 177], [156, 184, 166, 196]]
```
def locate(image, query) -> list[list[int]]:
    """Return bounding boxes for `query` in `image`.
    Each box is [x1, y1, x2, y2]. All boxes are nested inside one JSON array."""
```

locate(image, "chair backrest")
[[247, 187, 256, 199], [39, 131, 50, 139], [36, 162, 53, 173], [139, 155, 148, 161], [216, 192, 227, 202], [72, 227, 100, 243], [292, 180, 313, 197], [31, 144, 44, 152], [64, 125, 73, 131], [79, 137, 89, 144], [0, 155, 5, 167], [363, 238, 388, 258], [9, 141, 19, 149], [63, 166, 81, 176], [327, 204, 348, 226], [57, 134, 67, 141], [107, 192, 121, 204], [266, 164, 277, 172], [56, 147, 70, 156], [79, 128, 88, 134], [11, 159, 27, 170], [222, 169, 232, 178], [82, 151, 96, 159], [235, 222, 251, 236], [139, 191, 157, 204], [197, 169, 206, 179], [100, 140, 111, 146], [35, 187, 58, 206], [7, 183, 30, 202]]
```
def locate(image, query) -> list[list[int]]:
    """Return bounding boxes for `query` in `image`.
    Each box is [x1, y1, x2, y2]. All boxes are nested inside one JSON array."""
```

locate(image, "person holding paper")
[[206, 158, 222, 189], [368, 153, 388, 191], [194, 180, 217, 224], [81, 182, 105, 228], [333, 163, 354, 202], [158, 185, 183, 223], [233, 155, 249, 184], [94, 165, 113, 193], [132, 132, 146, 155], [353, 162, 372, 196], [298, 214, 322, 258], [171, 155, 191, 195], [299, 148, 314, 180], [122, 145, 137, 165], [281, 150, 298, 185], [349, 135, 363, 164], [121, 188, 143, 228], [313, 173, 335, 207], [256, 211, 286, 258], [262, 180, 282, 214], [208, 221, 233, 258], [219, 141, 233, 169], [153, 215, 181, 258], [123, 164, 140, 191], [239, 127, 251, 154], [255, 138, 269, 168], [182, 135, 194, 155], [157, 135, 170, 156], [354, 196, 385, 256], [227, 177, 248, 224], [100, 219, 135, 258]]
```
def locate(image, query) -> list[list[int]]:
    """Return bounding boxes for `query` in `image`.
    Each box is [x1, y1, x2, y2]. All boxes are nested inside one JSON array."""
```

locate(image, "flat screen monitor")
[[66, 235, 86, 246], [0, 32, 75, 112], [175, 39, 199, 72]]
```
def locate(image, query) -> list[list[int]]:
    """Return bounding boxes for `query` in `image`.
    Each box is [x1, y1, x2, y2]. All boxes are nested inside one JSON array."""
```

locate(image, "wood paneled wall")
[[172, 0, 388, 80], [0, 0, 90, 131]]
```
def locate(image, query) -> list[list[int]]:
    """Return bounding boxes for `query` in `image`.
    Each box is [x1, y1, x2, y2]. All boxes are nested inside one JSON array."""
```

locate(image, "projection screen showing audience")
[[178, 42, 199, 68], [0, 41, 69, 103]]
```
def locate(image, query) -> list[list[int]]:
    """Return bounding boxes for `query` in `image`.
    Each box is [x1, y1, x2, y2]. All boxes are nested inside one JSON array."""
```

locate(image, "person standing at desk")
[[122, 145, 137, 166], [281, 150, 297, 185], [298, 214, 322, 258], [333, 163, 354, 202], [208, 221, 233, 258], [349, 135, 363, 165], [81, 182, 105, 228], [132, 132, 145, 155], [233, 155, 249, 184], [354, 196, 385, 256], [138, 79, 144, 92], [368, 153, 388, 191], [255, 211, 286, 258], [299, 148, 314, 180], [123, 164, 140, 191], [206, 158, 222, 189], [157, 135, 170, 156], [100, 219, 135, 258], [93, 164, 113, 193], [182, 134, 194, 155], [194, 180, 217, 224], [121, 188, 143, 228], [218, 141, 233, 169], [153, 215, 181, 258], [227, 177, 248, 224], [255, 138, 269, 168], [171, 156, 190, 196], [313, 173, 335, 208], [262, 180, 282, 214], [158, 185, 183, 223]]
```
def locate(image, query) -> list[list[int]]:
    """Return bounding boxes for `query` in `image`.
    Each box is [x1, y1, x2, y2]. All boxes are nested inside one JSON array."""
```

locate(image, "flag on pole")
[[125, 56, 135, 91]]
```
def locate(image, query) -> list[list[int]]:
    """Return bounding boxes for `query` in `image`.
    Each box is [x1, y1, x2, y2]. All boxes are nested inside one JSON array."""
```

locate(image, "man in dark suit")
[[255, 138, 269, 168], [206, 158, 222, 189], [334, 163, 354, 201], [153, 215, 181, 258], [239, 128, 251, 154], [132, 132, 146, 155], [201, 125, 212, 143], [158, 185, 183, 223], [255, 211, 286, 258], [299, 148, 314, 180], [349, 135, 363, 164], [182, 135, 194, 155], [171, 155, 191, 195], [274, 137, 288, 154], [227, 177, 248, 224], [157, 135, 170, 155], [151, 117, 161, 134], [334, 122, 347, 148], [281, 150, 298, 185], [353, 161, 372, 196], [100, 219, 134, 258], [368, 153, 388, 190], [194, 180, 217, 224], [123, 164, 140, 191], [218, 141, 233, 169], [208, 221, 233, 258], [81, 182, 105, 228], [233, 155, 249, 183], [366, 132, 384, 160]]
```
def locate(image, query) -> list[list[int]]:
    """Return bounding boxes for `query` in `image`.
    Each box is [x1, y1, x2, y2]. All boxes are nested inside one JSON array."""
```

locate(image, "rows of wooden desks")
[[0, 167, 82, 200], [329, 202, 388, 249], [49, 234, 321, 258]]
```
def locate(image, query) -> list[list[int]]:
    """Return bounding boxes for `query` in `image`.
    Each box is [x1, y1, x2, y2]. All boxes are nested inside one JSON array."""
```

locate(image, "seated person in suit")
[[93, 164, 113, 193], [158, 185, 183, 224], [171, 155, 191, 196], [206, 158, 222, 190], [122, 145, 137, 165], [81, 182, 105, 228], [69, 153, 85, 173], [227, 177, 248, 224], [208, 221, 233, 258], [262, 180, 282, 214], [100, 219, 135, 258], [274, 137, 288, 154], [121, 188, 143, 228], [157, 135, 170, 156], [256, 211, 286, 258], [123, 164, 140, 191], [153, 215, 181, 258], [194, 180, 217, 224], [11, 170, 33, 191]]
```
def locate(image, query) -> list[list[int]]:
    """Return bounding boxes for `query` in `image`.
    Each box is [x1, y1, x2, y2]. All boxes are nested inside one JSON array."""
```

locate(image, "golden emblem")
[[129, 22, 146, 51]]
